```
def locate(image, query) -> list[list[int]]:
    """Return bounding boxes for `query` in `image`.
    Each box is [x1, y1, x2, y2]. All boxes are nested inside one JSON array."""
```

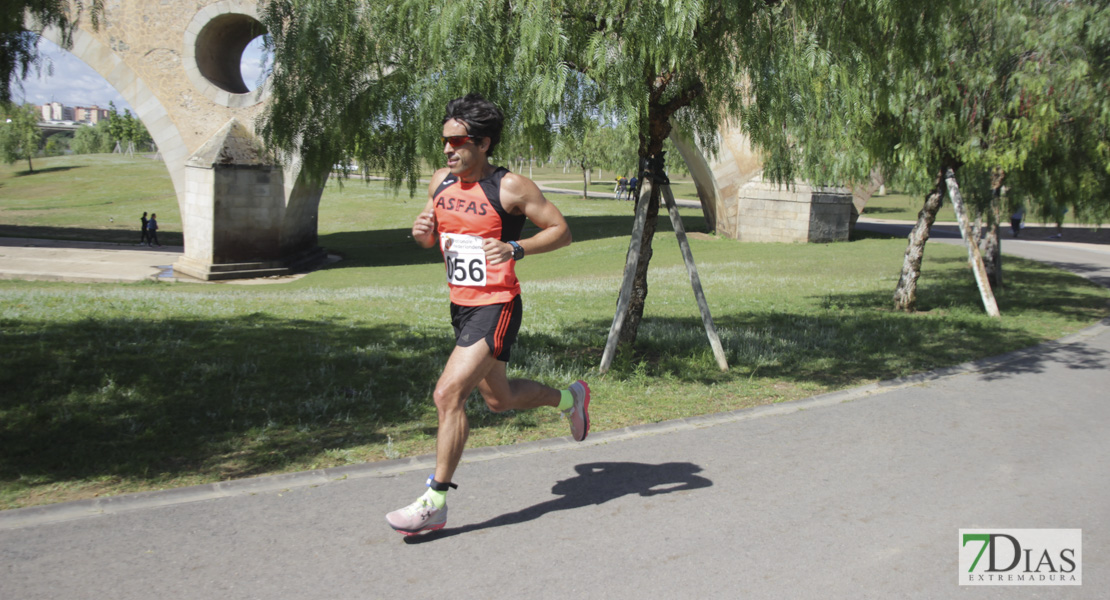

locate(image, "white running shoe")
[[385, 492, 447, 536]]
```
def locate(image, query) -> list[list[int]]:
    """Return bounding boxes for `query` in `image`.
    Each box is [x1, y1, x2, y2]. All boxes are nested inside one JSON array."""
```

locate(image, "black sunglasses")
[[441, 134, 482, 147]]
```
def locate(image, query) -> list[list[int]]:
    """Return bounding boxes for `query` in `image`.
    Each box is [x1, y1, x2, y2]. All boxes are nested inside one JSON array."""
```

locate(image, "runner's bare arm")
[[484, 173, 571, 265], [413, 169, 451, 248]]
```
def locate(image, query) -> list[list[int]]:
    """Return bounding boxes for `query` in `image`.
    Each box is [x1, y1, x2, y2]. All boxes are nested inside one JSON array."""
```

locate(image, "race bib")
[[441, 233, 487, 286]]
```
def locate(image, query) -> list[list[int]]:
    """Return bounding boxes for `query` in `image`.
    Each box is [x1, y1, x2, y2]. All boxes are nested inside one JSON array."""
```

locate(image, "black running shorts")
[[450, 295, 523, 362]]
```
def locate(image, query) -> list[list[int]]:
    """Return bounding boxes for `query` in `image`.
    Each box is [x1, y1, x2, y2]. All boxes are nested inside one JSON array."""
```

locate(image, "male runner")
[[386, 93, 591, 536]]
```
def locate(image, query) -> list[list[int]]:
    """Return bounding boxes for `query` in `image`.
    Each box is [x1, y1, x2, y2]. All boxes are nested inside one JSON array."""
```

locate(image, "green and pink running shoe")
[[565, 380, 591, 442]]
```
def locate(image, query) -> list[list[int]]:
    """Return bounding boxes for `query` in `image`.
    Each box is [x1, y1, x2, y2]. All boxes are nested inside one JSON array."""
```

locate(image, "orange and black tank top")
[[433, 167, 526, 306]]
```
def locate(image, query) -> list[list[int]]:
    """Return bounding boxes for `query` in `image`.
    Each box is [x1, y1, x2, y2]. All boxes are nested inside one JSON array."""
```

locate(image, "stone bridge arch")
[[41, 0, 324, 280]]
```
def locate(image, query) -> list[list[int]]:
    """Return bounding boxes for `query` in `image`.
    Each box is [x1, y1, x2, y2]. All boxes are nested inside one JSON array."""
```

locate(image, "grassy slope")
[[0, 154, 180, 244]]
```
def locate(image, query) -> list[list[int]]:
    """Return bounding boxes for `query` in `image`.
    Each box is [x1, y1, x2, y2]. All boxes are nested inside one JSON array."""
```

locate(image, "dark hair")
[[443, 93, 504, 157]]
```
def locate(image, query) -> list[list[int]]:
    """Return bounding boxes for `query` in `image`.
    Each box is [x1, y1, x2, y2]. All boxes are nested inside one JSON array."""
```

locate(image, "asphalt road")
[[1, 226, 1107, 599]]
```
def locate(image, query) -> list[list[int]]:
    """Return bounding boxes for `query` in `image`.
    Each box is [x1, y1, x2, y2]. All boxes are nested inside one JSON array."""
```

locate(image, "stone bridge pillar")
[[671, 123, 857, 243], [42, 0, 325, 280]]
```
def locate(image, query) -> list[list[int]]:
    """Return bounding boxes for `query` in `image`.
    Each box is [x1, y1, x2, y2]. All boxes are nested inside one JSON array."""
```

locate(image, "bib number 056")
[[441, 233, 487, 286], [446, 256, 486, 286]]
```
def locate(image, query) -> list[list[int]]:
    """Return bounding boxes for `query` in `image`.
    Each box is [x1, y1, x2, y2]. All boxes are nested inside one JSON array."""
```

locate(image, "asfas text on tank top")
[[432, 167, 526, 306]]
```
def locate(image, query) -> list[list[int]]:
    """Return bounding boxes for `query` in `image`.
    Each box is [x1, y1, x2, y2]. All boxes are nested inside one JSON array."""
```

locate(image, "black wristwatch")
[[508, 240, 524, 261]]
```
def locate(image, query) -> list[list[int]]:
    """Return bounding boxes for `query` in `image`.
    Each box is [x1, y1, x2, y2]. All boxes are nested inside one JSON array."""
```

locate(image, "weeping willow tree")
[[1007, 1, 1110, 230], [258, 0, 956, 349], [882, 0, 1110, 313]]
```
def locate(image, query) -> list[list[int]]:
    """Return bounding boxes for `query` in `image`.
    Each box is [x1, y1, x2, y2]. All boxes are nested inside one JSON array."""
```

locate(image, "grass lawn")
[[860, 191, 959, 222], [354, 160, 701, 201], [0, 154, 181, 245], [1, 155, 1107, 509]]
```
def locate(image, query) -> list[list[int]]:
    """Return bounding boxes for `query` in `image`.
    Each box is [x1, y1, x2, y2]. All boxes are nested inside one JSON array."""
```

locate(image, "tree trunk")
[[981, 216, 1002, 290], [618, 180, 660, 347], [893, 170, 946, 311], [983, 168, 1005, 289], [26, 155, 34, 173], [945, 169, 1000, 317], [603, 91, 690, 356], [971, 207, 983, 247], [582, 165, 590, 198]]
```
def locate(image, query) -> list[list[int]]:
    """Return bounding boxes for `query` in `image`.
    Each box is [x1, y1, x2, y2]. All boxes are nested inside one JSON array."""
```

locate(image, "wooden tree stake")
[[661, 184, 729, 371], [946, 169, 1001, 317], [600, 157, 729, 373]]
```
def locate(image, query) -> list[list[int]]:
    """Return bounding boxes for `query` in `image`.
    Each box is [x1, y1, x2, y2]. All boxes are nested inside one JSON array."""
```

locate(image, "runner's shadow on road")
[[405, 461, 712, 544]]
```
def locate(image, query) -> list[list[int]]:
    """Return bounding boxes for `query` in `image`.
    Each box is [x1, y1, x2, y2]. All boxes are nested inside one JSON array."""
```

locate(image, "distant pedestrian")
[[1049, 206, 1067, 240], [147, 213, 160, 246], [628, 176, 639, 201], [1009, 206, 1024, 237], [615, 176, 628, 200], [139, 212, 151, 245]]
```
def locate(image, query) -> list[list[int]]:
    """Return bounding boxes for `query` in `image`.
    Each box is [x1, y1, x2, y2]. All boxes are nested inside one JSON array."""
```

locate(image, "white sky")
[[11, 36, 269, 114]]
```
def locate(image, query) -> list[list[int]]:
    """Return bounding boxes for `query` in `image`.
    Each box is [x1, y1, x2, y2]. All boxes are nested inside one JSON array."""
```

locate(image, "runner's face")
[[443, 119, 489, 181]]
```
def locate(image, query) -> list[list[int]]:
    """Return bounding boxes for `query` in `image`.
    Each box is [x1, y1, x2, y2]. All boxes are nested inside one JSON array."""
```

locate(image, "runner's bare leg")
[[477, 360, 560, 413], [432, 343, 559, 484]]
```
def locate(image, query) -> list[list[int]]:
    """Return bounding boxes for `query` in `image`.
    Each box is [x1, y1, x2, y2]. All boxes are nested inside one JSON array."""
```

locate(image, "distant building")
[[38, 102, 110, 124], [45, 101, 74, 121], [75, 105, 110, 124]]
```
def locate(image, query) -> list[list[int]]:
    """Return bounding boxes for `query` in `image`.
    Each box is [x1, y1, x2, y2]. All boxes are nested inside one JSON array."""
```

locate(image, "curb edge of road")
[[3, 316, 1106, 531]]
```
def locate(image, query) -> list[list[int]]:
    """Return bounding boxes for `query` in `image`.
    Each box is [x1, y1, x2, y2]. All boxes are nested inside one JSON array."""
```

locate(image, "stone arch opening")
[[193, 13, 266, 95], [183, 3, 271, 109], [38, 28, 187, 207], [240, 35, 270, 92], [34, 1, 323, 281]]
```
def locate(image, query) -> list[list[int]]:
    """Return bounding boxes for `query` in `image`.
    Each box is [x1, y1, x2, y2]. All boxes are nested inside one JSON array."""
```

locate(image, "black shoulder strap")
[[480, 167, 526, 242]]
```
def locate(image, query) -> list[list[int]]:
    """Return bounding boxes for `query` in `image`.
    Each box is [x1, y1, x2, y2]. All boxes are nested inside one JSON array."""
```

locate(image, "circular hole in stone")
[[194, 13, 267, 94], [240, 34, 271, 92]]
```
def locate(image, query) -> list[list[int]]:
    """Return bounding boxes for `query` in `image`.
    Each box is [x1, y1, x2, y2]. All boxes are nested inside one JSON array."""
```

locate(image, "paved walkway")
[[0, 237, 183, 283], [0, 237, 315, 285], [1, 228, 1108, 599], [858, 217, 1110, 284]]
